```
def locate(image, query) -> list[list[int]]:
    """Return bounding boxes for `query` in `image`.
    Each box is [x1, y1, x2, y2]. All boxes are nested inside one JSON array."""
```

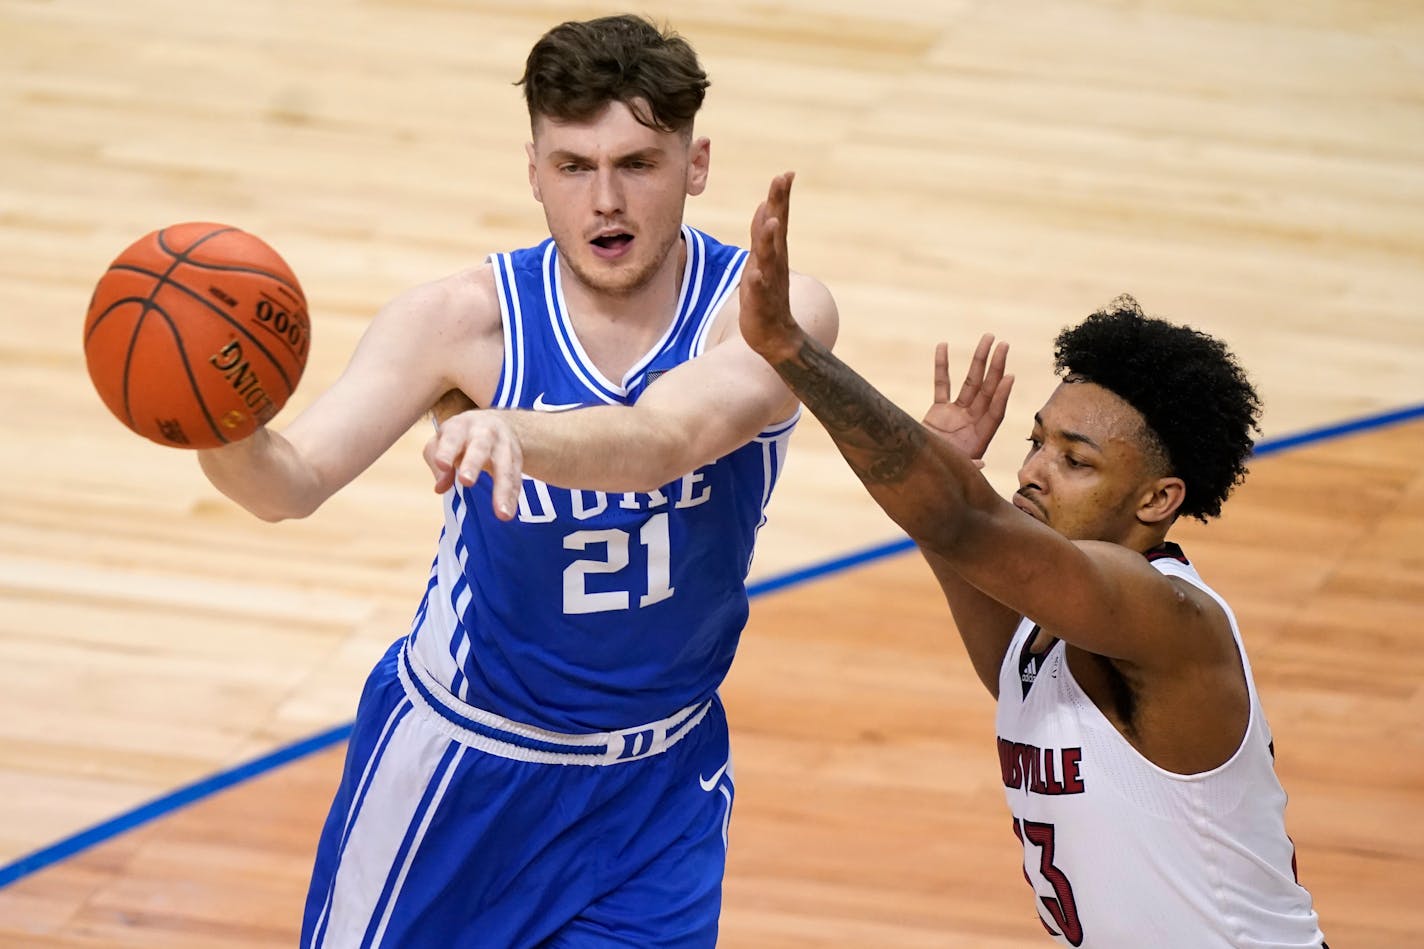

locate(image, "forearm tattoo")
[[775, 338, 928, 485]]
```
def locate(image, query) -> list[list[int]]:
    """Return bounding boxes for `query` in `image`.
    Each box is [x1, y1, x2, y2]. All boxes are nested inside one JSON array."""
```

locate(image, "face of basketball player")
[[527, 99, 709, 297], [1014, 380, 1178, 545]]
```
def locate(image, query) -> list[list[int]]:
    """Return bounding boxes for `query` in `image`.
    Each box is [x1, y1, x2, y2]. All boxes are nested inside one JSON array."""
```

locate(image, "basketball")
[[83, 222, 310, 449]]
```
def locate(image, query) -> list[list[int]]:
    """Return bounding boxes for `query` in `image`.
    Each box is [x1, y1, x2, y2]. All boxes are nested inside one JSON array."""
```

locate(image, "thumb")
[[424, 432, 456, 493]]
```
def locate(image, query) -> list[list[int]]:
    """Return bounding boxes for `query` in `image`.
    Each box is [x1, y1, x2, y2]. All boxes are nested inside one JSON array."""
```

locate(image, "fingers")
[[955, 333, 994, 408], [985, 373, 1015, 433], [749, 197, 769, 248], [424, 412, 523, 521], [424, 432, 456, 494], [933, 342, 950, 404], [486, 428, 523, 522], [770, 171, 793, 257], [427, 419, 473, 494], [751, 172, 794, 267], [980, 340, 1009, 404], [968, 338, 1009, 417]]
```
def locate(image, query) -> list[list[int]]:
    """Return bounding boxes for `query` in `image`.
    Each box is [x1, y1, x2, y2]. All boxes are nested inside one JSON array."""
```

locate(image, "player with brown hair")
[[199, 17, 836, 948]]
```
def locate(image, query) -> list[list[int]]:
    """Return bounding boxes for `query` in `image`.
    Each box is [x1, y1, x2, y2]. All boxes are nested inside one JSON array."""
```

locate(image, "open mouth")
[[590, 233, 633, 257]]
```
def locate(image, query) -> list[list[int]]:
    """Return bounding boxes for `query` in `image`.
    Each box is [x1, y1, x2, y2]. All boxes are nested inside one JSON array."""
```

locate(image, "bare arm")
[[919, 550, 1019, 696], [424, 253, 838, 520], [738, 173, 1218, 673], [198, 270, 499, 521], [520, 300, 832, 484], [916, 340, 1022, 696]]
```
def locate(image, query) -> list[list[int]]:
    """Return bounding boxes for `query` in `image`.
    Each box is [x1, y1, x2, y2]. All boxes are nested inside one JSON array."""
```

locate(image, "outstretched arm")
[[424, 255, 838, 520], [198, 274, 493, 521], [738, 172, 1227, 681], [737, 174, 999, 548]]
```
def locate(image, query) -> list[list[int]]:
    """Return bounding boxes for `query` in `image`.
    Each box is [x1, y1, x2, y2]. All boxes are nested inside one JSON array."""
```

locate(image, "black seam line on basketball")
[[157, 225, 305, 300], [144, 298, 229, 445], [120, 308, 146, 428], [152, 225, 295, 392], [86, 295, 153, 345], [171, 259, 304, 299], [117, 228, 207, 423], [106, 263, 297, 396], [157, 225, 237, 260]]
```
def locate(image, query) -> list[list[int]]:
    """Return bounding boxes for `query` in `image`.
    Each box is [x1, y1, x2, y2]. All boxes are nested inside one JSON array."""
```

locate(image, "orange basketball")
[[83, 222, 310, 449]]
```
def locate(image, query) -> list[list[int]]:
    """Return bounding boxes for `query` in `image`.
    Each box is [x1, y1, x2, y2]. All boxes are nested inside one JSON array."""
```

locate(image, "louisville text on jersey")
[[997, 737, 1085, 796]]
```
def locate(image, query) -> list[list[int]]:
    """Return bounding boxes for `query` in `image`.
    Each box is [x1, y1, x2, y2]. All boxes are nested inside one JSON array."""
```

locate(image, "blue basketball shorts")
[[300, 638, 736, 949]]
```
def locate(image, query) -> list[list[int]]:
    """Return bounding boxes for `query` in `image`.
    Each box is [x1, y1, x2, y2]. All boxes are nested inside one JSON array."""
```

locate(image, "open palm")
[[923, 334, 1013, 462]]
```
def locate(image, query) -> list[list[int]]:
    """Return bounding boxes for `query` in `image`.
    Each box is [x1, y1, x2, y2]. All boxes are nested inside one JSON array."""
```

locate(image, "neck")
[[1121, 524, 1172, 555], [556, 236, 687, 382], [560, 234, 686, 325]]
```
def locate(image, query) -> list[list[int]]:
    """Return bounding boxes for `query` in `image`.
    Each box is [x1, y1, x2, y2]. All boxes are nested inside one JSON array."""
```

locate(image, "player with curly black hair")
[[1051, 293, 1261, 521], [735, 176, 1325, 947]]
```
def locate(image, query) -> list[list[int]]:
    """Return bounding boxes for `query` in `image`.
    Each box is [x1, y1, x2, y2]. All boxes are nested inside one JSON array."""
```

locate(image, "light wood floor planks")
[[1, 0, 1422, 945], [1, 422, 1420, 946]]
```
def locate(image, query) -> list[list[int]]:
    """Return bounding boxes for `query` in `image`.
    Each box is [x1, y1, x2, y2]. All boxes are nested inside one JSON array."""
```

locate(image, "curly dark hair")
[[518, 15, 709, 135], [1053, 294, 1262, 521]]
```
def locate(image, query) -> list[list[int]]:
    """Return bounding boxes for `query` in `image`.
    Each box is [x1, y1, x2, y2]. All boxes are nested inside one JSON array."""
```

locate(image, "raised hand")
[[923, 334, 1014, 462], [738, 172, 802, 361]]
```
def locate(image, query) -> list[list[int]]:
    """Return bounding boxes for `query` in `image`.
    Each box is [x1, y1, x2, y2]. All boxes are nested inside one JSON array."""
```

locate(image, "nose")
[[592, 166, 624, 218], [1017, 450, 1046, 495]]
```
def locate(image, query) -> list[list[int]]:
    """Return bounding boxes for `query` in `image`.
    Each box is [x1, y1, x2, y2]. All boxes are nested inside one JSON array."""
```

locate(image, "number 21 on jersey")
[[562, 512, 674, 614]]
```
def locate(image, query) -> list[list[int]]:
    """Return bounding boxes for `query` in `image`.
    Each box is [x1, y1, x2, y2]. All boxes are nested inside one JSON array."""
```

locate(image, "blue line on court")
[[0, 722, 352, 889], [1251, 402, 1424, 457], [1, 399, 1420, 890], [747, 535, 917, 597]]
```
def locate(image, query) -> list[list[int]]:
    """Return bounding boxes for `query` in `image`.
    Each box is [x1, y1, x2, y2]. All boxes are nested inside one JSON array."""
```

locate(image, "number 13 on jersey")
[[1014, 817, 1084, 946]]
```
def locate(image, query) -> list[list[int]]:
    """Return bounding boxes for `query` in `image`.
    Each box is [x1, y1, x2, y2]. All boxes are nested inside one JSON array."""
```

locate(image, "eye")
[[1065, 455, 1090, 469], [1025, 436, 1042, 451]]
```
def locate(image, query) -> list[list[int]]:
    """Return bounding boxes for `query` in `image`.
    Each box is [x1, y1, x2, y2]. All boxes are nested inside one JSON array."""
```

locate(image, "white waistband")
[[396, 642, 712, 766]]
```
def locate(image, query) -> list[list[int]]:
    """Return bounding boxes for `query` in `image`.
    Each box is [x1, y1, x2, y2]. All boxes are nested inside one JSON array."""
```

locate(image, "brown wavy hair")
[[518, 15, 710, 136]]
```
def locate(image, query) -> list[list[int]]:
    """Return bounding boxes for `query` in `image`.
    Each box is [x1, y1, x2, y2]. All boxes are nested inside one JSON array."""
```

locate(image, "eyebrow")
[[1033, 412, 1103, 453], [545, 146, 665, 165]]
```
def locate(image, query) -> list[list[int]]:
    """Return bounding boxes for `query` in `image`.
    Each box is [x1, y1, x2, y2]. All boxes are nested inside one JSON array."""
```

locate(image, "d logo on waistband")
[[616, 728, 657, 760]]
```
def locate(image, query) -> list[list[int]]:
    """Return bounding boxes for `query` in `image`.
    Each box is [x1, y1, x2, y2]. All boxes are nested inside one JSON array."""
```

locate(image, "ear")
[[686, 136, 710, 196], [1137, 476, 1186, 526], [525, 141, 542, 203]]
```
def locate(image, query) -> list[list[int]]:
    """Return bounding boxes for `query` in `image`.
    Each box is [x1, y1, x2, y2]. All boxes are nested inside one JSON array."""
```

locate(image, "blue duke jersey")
[[301, 227, 771, 949], [995, 544, 1324, 948], [407, 226, 795, 733]]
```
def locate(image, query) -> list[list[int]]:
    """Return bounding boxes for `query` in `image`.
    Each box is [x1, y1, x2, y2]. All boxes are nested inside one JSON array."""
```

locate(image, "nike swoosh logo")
[[531, 393, 583, 412], [699, 760, 730, 792]]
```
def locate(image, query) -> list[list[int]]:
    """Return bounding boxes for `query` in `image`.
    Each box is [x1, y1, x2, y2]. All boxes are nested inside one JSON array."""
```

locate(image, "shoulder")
[[1073, 540, 1235, 660], [788, 270, 838, 339], [376, 262, 503, 341], [710, 268, 838, 349], [363, 263, 506, 409], [1074, 540, 1214, 606]]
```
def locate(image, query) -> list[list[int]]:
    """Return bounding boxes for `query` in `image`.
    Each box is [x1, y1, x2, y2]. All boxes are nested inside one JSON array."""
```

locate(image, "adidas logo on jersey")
[[1017, 626, 1056, 700]]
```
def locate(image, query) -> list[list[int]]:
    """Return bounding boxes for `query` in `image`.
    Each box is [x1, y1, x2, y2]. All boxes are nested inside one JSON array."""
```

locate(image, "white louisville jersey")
[[994, 543, 1324, 948]]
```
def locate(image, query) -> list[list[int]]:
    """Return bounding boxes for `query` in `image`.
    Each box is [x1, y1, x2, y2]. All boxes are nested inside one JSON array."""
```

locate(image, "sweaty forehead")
[[1037, 380, 1150, 450]]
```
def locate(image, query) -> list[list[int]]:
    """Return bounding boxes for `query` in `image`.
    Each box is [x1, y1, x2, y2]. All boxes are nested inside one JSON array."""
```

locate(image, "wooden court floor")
[[2, 0, 1422, 946], [0, 419, 1421, 946]]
